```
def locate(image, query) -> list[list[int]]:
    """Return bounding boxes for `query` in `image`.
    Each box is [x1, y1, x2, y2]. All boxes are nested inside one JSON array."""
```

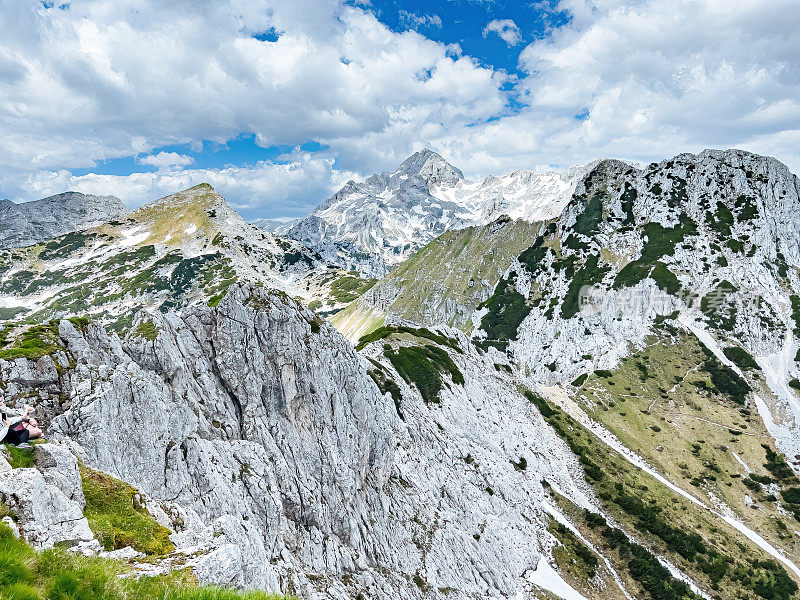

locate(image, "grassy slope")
[[547, 516, 628, 600], [328, 301, 386, 343], [0, 448, 292, 600], [529, 389, 799, 600], [331, 218, 542, 339], [0, 523, 287, 600], [127, 183, 220, 247], [572, 327, 800, 564], [80, 466, 174, 556]]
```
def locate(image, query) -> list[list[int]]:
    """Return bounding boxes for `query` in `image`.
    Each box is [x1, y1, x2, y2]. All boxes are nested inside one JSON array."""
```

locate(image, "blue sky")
[[1, 0, 799, 219]]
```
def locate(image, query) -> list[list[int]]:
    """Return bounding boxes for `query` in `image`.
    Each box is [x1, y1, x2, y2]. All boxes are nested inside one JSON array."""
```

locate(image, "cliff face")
[[37, 283, 589, 598]]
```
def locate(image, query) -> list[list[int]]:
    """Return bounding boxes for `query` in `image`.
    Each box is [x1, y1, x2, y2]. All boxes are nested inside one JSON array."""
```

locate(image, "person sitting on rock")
[[0, 404, 40, 446]]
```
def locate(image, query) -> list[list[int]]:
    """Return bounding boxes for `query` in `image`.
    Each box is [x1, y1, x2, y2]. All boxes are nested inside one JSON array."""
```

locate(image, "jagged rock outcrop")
[[0, 444, 98, 551], [0, 191, 129, 249], [41, 283, 591, 599]]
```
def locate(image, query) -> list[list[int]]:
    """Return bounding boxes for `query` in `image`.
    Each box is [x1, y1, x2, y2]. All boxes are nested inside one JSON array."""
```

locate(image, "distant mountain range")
[[0, 191, 129, 249], [0, 183, 347, 326], [275, 149, 594, 277]]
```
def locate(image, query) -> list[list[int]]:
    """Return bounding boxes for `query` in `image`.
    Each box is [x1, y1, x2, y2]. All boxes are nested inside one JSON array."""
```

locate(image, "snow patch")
[[120, 227, 151, 247], [527, 556, 589, 600]]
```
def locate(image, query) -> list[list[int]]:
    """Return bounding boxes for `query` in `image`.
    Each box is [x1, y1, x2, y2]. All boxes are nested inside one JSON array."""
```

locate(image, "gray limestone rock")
[[0, 191, 129, 249]]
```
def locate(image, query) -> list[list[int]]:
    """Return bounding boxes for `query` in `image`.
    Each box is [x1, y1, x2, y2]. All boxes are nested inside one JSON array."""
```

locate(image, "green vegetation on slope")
[[384, 344, 463, 405], [367, 359, 404, 420], [476, 276, 531, 350], [0, 323, 60, 361], [337, 218, 542, 339], [529, 388, 798, 600], [571, 331, 800, 557], [613, 216, 697, 291], [80, 466, 174, 556], [356, 325, 461, 352], [134, 319, 159, 341], [722, 346, 761, 371], [561, 254, 611, 319], [329, 274, 377, 303], [0, 523, 287, 600], [2, 444, 38, 469]]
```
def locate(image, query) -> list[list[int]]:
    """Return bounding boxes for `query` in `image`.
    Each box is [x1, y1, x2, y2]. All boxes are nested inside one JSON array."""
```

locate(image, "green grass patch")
[[0, 522, 289, 600], [80, 466, 174, 556], [329, 275, 377, 303], [561, 254, 610, 319], [2, 444, 36, 469], [476, 276, 532, 350], [701, 280, 739, 330], [614, 216, 697, 290], [705, 201, 734, 238], [722, 346, 761, 371], [549, 519, 599, 579], [699, 344, 751, 404], [790, 296, 800, 337], [650, 261, 681, 295], [367, 363, 404, 420], [0, 323, 61, 361], [572, 192, 605, 237], [355, 325, 461, 352], [134, 320, 159, 342], [571, 373, 588, 387]]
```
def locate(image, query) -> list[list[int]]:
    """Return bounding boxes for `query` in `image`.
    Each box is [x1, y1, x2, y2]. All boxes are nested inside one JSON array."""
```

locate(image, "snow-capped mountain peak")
[[393, 148, 464, 187], [285, 150, 591, 277]]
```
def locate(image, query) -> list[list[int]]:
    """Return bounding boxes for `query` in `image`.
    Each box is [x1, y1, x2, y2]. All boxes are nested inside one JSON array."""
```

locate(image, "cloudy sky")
[[2, 0, 799, 219]]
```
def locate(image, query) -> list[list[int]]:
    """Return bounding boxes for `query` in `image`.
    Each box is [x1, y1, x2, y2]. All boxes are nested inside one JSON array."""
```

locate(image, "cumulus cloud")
[[0, 0, 503, 205], [482, 19, 522, 46], [432, 0, 800, 177], [17, 151, 357, 219], [137, 152, 194, 169]]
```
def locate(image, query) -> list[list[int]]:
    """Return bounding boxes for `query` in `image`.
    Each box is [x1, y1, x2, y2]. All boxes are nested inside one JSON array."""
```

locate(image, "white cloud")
[[399, 11, 443, 31], [482, 19, 522, 46], [2, 0, 800, 213], [17, 151, 358, 219], [0, 1, 503, 183], [137, 152, 194, 169], [435, 0, 800, 178]]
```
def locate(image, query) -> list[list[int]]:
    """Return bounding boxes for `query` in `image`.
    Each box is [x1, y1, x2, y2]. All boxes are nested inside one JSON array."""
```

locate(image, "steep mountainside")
[[0, 183, 347, 327], [0, 191, 129, 249], [331, 217, 543, 342], [473, 150, 800, 457], [5, 283, 800, 600], [2, 284, 597, 599], [287, 149, 590, 277]]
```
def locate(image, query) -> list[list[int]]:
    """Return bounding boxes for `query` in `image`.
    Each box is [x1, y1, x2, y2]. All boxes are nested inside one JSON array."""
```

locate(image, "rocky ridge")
[[0, 184, 353, 326], [1, 283, 596, 599], [0, 191, 129, 249]]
